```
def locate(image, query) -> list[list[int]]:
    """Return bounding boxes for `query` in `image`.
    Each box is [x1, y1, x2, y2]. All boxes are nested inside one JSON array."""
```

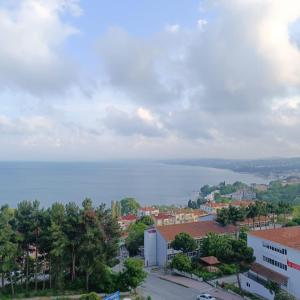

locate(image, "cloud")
[[102, 106, 166, 137], [2, 0, 300, 159], [0, 0, 80, 94]]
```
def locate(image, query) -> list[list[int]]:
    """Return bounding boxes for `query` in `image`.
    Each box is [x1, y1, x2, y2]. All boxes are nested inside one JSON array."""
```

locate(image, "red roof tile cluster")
[[249, 226, 300, 250], [157, 221, 236, 241], [200, 256, 220, 265], [139, 206, 158, 212], [120, 214, 137, 221], [153, 213, 174, 220]]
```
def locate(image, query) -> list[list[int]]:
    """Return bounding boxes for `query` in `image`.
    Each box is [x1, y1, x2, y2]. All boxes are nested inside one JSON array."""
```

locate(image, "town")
[[116, 180, 300, 300]]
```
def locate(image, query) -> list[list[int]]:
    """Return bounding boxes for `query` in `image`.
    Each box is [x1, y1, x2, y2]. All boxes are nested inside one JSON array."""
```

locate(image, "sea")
[[0, 161, 268, 208]]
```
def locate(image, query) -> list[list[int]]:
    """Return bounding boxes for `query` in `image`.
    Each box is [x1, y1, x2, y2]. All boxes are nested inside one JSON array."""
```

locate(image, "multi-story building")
[[137, 206, 159, 218], [152, 209, 208, 227], [144, 221, 236, 267], [241, 226, 300, 300], [118, 214, 137, 231]]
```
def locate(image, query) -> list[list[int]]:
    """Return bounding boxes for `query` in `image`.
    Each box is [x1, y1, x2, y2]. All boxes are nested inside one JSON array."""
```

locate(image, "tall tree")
[[171, 232, 197, 254], [120, 198, 140, 216], [64, 202, 81, 281]]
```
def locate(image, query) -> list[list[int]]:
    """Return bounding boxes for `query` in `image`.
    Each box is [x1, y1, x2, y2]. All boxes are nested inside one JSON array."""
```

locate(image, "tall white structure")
[[241, 226, 300, 300]]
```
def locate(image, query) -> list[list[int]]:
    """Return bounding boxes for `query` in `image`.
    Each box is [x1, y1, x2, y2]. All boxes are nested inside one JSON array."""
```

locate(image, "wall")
[[248, 234, 300, 299], [157, 230, 168, 267], [144, 228, 157, 267], [240, 274, 274, 300]]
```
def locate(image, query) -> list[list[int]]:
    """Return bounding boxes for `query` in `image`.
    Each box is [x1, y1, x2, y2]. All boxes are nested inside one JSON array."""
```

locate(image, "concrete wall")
[[240, 274, 274, 300], [144, 228, 157, 267], [157, 230, 168, 267]]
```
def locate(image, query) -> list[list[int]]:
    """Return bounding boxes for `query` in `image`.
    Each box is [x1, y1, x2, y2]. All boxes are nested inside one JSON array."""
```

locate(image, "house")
[[241, 226, 300, 300], [172, 208, 207, 224], [118, 214, 137, 231], [205, 190, 220, 201], [226, 188, 256, 200], [199, 202, 229, 214], [153, 213, 176, 226], [144, 221, 236, 267], [137, 207, 159, 218]]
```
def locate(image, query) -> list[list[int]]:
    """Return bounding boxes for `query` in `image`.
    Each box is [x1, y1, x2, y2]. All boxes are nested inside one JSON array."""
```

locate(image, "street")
[[138, 271, 245, 300], [138, 272, 200, 300]]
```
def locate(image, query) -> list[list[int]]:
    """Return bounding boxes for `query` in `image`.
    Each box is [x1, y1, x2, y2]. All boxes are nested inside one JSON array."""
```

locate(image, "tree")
[[266, 280, 280, 295], [0, 205, 20, 296], [201, 233, 233, 262], [64, 202, 81, 281], [170, 253, 192, 272], [171, 232, 197, 253], [15, 200, 39, 290], [137, 215, 154, 226], [50, 203, 67, 290], [125, 223, 147, 256], [120, 198, 140, 216], [121, 258, 147, 292], [274, 292, 296, 300]]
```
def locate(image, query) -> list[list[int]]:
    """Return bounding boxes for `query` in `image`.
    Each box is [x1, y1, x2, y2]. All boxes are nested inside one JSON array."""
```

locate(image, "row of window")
[[263, 255, 287, 271], [263, 242, 287, 255]]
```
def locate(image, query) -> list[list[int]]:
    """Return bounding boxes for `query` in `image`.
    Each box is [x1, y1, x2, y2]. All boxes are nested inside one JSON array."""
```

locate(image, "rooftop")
[[157, 221, 236, 241], [120, 214, 137, 221], [153, 213, 174, 220], [250, 262, 288, 285], [139, 206, 158, 211], [249, 226, 300, 251], [200, 256, 220, 265]]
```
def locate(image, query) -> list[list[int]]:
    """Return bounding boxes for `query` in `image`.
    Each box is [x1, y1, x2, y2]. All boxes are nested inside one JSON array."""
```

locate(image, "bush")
[[171, 253, 192, 272], [219, 263, 237, 275], [80, 292, 101, 300]]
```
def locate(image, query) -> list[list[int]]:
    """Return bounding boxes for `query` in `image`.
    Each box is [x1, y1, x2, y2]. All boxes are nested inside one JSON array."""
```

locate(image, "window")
[[262, 242, 287, 255], [263, 255, 287, 271]]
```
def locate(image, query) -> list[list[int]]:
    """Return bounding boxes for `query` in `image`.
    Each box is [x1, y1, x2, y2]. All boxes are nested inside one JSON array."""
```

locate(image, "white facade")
[[241, 233, 300, 299], [144, 228, 182, 267]]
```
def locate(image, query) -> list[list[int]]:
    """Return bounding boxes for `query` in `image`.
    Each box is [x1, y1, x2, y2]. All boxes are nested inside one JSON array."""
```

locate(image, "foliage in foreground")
[[0, 199, 122, 297]]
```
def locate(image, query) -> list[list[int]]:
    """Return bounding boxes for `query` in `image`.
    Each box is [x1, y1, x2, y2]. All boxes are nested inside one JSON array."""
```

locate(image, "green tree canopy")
[[171, 232, 197, 253], [170, 253, 192, 272], [120, 198, 140, 215]]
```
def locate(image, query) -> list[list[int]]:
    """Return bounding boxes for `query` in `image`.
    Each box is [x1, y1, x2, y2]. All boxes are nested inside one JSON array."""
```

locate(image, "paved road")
[[139, 272, 244, 300], [138, 273, 200, 300]]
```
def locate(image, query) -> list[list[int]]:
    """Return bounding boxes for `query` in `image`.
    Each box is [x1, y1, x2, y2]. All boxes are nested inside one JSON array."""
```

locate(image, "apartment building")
[[241, 226, 300, 300]]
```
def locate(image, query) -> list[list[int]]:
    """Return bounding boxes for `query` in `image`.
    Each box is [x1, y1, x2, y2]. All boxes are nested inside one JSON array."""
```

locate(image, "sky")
[[1, 0, 300, 161]]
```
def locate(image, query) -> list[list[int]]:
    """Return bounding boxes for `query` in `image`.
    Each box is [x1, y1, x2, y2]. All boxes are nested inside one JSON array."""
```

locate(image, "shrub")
[[80, 292, 101, 300], [219, 263, 237, 275]]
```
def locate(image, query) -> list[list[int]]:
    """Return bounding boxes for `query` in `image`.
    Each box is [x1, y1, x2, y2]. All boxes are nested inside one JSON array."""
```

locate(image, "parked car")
[[196, 293, 216, 300]]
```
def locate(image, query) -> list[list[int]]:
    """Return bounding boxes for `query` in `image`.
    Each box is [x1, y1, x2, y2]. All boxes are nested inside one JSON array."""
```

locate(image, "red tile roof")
[[200, 256, 220, 265], [250, 262, 288, 285], [139, 207, 158, 211], [157, 221, 236, 241], [153, 213, 174, 220], [120, 214, 137, 221], [249, 226, 300, 250]]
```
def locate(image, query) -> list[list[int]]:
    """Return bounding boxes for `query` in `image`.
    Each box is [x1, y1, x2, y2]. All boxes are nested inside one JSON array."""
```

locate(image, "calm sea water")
[[0, 161, 268, 207]]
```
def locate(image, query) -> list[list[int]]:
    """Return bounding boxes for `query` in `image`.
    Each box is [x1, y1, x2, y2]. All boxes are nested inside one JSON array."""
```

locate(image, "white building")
[[137, 207, 159, 218], [144, 221, 236, 267], [241, 226, 300, 300]]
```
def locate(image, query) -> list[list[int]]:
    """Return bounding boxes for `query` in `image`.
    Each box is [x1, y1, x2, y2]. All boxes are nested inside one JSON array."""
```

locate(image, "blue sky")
[[0, 0, 300, 161]]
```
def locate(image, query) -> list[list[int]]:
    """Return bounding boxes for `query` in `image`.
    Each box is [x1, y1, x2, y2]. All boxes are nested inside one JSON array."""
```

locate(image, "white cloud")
[[0, 0, 79, 94]]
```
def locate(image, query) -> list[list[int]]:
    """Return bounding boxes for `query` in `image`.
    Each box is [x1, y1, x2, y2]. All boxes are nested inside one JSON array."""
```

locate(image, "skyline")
[[1, 0, 300, 160]]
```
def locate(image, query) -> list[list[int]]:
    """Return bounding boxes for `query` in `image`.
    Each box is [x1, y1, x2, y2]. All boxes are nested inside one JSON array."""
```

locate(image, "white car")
[[196, 293, 216, 300]]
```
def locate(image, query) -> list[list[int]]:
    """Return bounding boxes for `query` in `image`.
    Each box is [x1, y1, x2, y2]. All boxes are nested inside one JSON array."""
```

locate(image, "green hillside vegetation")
[[257, 181, 300, 205]]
